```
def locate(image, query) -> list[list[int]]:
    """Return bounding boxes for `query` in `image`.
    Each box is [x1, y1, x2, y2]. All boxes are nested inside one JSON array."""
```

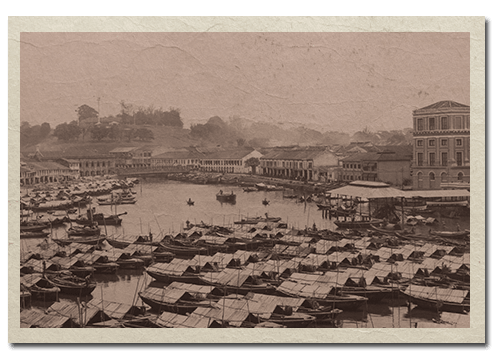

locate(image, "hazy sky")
[[20, 32, 470, 134]]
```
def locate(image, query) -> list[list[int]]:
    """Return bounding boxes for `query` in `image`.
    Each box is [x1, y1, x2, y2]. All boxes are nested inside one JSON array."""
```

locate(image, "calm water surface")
[[22, 179, 470, 328]]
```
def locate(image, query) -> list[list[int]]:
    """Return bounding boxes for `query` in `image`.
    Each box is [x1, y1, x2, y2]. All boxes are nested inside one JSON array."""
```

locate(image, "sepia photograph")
[[8, 16, 485, 343]]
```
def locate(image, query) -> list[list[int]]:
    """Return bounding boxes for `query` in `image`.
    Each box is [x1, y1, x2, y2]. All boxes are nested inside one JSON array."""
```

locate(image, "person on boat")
[[457, 224, 461, 231], [42, 260, 46, 277], [219, 190, 223, 195], [85, 275, 91, 287]]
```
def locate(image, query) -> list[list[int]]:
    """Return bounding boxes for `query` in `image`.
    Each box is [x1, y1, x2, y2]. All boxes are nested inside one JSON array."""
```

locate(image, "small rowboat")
[[430, 230, 469, 239]]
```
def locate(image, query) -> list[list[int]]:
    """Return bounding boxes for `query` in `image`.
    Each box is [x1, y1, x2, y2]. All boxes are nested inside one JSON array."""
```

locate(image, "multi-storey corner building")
[[411, 100, 470, 190]]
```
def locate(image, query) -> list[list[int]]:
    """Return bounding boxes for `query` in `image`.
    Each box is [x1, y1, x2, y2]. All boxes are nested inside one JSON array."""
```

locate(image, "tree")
[[76, 104, 98, 122], [53, 121, 81, 141], [244, 157, 261, 175], [90, 126, 109, 141], [236, 138, 246, 147], [40, 122, 51, 138], [119, 100, 134, 125]]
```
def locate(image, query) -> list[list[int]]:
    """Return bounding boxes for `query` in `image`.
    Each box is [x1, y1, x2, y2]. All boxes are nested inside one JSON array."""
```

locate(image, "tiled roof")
[[416, 100, 469, 111], [23, 161, 70, 171], [341, 152, 380, 162], [261, 147, 329, 160], [109, 147, 139, 153], [154, 150, 201, 159], [199, 148, 260, 160], [341, 151, 411, 163]]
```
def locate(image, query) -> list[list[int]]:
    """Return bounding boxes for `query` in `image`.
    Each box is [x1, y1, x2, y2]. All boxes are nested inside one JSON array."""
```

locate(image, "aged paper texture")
[[8, 16, 485, 343]]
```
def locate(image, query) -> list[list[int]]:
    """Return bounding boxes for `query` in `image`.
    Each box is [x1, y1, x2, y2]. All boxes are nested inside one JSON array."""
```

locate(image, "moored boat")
[[46, 273, 96, 296], [334, 218, 383, 229], [401, 285, 469, 314], [216, 191, 236, 204], [429, 230, 470, 239]]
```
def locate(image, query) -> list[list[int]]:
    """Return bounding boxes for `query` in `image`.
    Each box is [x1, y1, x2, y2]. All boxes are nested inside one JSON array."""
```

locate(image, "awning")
[[327, 184, 406, 199]]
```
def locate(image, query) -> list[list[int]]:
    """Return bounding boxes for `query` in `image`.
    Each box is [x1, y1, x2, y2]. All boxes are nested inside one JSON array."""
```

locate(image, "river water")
[[21, 178, 471, 328]]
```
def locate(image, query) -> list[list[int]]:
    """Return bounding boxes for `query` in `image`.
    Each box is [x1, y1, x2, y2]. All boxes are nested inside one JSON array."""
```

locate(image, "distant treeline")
[[21, 102, 413, 149], [188, 116, 413, 148]]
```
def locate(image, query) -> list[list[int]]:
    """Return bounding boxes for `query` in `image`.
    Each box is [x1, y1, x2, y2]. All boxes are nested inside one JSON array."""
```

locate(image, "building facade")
[[199, 148, 263, 174], [20, 161, 76, 186], [259, 147, 341, 181], [340, 151, 411, 187], [411, 101, 470, 190]]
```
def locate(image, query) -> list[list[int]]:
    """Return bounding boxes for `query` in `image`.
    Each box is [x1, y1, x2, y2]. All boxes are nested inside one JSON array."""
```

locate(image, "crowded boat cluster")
[[19, 176, 470, 328]]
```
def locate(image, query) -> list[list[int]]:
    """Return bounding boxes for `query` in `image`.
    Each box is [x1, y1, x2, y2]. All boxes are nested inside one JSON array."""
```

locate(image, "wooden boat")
[[297, 305, 343, 321], [334, 219, 383, 229], [316, 202, 332, 210], [343, 285, 400, 303], [20, 222, 51, 232], [21, 274, 61, 301], [72, 209, 126, 226], [262, 199, 270, 206], [67, 225, 101, 237], [187, 199, 195, 206], [266, 312, 316, 328], [147, 269, 204, 284], [93, 262, 119, 274], [161, 243, 208, 258], [116, 257, 145, 269], [429, 230, 470, 239], [401, 285, 470, 314], [243, 186, 258, 192], [20, 231, 50, 239], [138, 287, 217, 314], [146, 262, 205, 284], [277, 285, 368, 311], [216, 191, 236, 204], [52, 235, 106, 246], [46, 273, 96, 296], [234, 215, 282, 225], [97, 198, 136, 205], [73, 215, 123, 226]]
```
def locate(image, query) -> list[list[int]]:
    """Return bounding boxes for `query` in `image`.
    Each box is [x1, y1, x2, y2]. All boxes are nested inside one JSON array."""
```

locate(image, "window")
[[441, 117, 448, 130], [456, 138, 462, 146], [429, 153, 436, 166], [417, 118, 424, 131], [441, 172, 448, 183], [441, 139, 448, 146], [454, 116, 463, 129], [466, 116, 470, 129], [417, 172, 423, 189], [458, 172, 464, 181], [417, 140, 423, 147], [441, 152, 448, 166], [456, 152, 463, 166], [429, 172, 435, 181], [429, 118, 435, 130], [417, 153, 423, 166], [429, 139, 435, 147]]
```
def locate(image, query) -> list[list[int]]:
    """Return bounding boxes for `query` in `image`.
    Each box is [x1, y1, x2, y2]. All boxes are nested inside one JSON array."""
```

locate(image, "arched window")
[[441, 172, 448, 184], [458, 172, 464, 181], [429, 172, 436, 188]]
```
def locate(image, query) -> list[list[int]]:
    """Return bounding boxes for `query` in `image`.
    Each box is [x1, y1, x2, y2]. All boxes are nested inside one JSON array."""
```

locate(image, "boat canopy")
[[403, 189, 470, 199], [327, 182, 406, 200], [403, 285, 469, 304]]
